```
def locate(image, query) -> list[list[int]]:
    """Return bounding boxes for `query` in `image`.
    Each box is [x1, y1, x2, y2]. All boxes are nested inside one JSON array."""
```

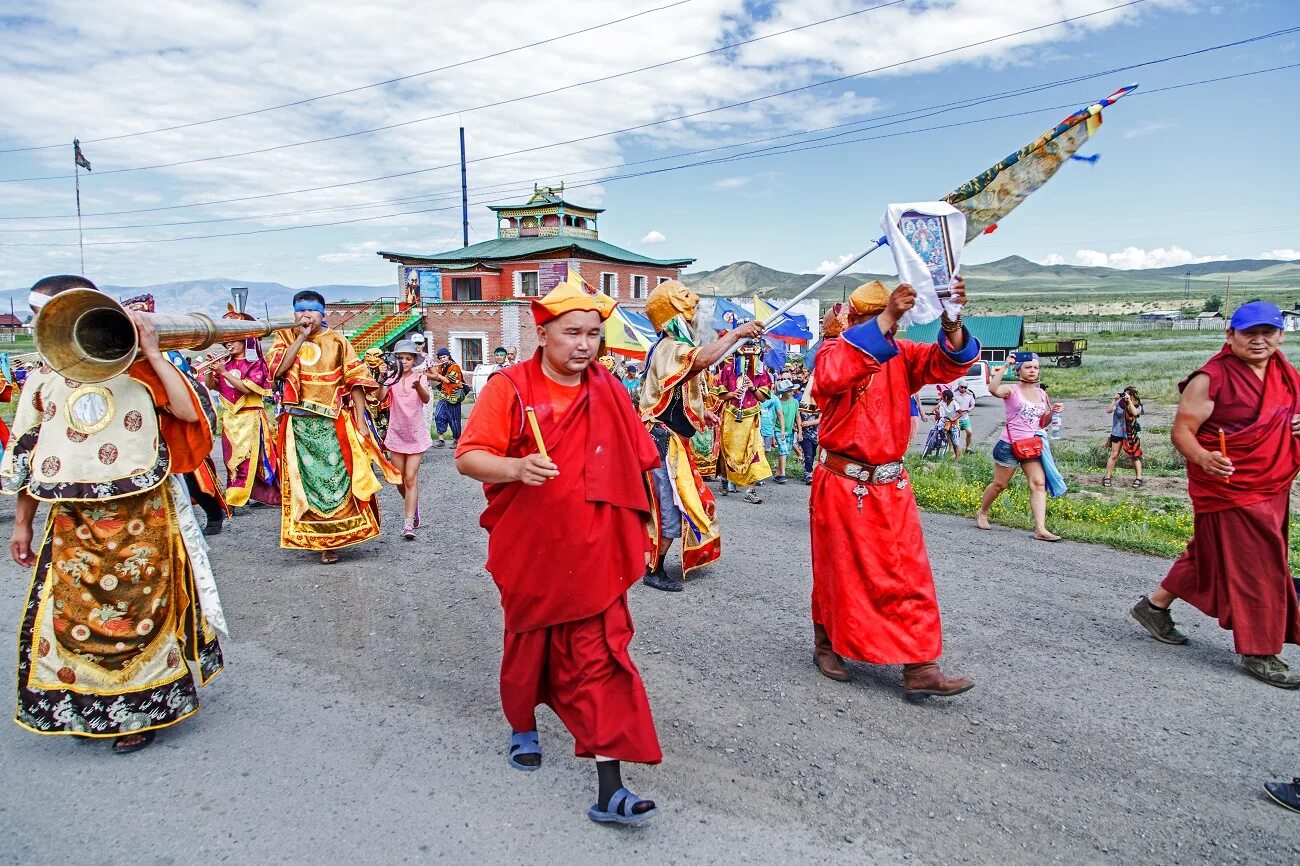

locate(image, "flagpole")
[[73, 140, 85, 275], [716, 235, 886, 366]]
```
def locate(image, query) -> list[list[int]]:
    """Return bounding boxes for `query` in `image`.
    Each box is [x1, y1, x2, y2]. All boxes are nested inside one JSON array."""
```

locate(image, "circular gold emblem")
[[65, 384, 115, 436], [296, 342, 321, 367]]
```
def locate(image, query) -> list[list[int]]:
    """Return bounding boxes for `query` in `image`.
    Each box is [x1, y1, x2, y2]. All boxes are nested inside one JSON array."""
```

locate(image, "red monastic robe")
[[809, 322, 977, 664], [465, 356, 663, 763], [1162, 347, 1300, 655]]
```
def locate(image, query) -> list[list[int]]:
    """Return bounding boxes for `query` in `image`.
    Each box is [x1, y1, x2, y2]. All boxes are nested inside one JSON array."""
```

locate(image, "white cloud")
[[1260, 249, 1300, 260], [640, 230, 666, 244], [1072, 246, 1229, 269], [1040, 253, 1066, 266], [813, 253, 857, 275], [317, 240, 383, 264], [0, 0, 1185, 286], [1123, 121, 1171, 139]]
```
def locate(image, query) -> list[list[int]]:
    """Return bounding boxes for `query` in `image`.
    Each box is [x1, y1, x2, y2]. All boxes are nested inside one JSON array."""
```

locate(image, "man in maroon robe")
[[455, 279, 664, 824], [1131, 301, 1300, 688], [809, 279, 979, 697]]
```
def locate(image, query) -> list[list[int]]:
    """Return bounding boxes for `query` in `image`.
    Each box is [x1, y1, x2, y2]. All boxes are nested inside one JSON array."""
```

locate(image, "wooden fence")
[[1025, 318, 1226, 335]]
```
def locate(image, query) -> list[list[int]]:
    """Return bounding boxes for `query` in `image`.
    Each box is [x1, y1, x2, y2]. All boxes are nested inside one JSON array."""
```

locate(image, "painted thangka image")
[[898, 211, 955, 292]]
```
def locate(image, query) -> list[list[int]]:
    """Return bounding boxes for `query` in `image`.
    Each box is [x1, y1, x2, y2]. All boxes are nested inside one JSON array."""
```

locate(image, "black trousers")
[[184, 473, 224, 525]]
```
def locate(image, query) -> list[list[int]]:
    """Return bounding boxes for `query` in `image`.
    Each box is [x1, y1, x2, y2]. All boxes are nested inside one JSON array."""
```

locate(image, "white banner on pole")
[[881, 202, 966, 327]]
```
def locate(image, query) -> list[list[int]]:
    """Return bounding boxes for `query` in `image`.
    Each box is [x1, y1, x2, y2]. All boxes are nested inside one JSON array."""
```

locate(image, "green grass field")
[[905, 452, 1300, 570], [1032, 329, 1300, 405]]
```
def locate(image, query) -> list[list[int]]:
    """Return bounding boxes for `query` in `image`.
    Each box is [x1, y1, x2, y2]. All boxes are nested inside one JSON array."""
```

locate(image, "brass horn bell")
[[34, 288, 296, 384]]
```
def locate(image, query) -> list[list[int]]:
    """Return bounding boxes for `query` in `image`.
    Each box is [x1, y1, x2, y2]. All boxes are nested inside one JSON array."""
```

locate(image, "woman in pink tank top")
[[975, 354, 1062, 542], [382, 339, 434, 539]]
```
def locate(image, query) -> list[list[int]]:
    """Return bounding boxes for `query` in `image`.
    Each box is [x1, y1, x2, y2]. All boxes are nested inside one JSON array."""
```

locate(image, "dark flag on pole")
[[73, 139, 91, 172]]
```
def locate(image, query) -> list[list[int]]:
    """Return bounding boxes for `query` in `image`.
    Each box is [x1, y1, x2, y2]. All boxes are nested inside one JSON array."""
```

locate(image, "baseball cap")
[[1229, 300, 1284, 331], [410, 332, 427, 343], [957, 382, 969, 390]]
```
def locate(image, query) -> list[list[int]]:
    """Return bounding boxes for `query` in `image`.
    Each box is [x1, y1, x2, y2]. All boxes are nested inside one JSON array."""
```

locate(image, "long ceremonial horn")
[[34, 288, 296, 383]]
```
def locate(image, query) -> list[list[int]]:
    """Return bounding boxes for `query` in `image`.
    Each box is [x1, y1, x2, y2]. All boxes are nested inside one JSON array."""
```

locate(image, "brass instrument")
[[191, 349, 234, 375], [34, 288, 296, 384]]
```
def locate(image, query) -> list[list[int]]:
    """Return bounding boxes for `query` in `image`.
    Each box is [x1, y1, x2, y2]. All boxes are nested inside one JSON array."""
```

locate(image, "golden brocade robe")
[[267, 328, 393, 551], [2, 362, 225, 737], [638, 336, 722, 577]]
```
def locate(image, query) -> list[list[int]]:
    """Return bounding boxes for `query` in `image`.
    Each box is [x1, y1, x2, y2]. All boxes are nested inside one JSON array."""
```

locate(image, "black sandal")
[[1132, 478, 1145, 489], [1101, 477, 1112, 488], [112, 730, 155, 755]]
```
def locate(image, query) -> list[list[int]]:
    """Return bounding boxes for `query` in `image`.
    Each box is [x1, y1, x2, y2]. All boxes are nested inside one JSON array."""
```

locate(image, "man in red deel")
[[809, 278, 980, 698], [455, 278, 663, 825]]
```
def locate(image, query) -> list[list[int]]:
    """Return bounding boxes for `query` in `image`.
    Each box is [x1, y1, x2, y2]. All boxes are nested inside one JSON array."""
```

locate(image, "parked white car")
[[917, 360, 992, 403]]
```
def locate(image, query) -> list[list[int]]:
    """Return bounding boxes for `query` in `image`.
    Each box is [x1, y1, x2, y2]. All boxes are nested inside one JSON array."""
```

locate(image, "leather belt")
[[816, 448, 905, 485]]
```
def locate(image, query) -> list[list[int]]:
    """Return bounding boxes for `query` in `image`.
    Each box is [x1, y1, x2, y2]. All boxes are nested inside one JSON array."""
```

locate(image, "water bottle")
[[1050, 403, 1063, 440]]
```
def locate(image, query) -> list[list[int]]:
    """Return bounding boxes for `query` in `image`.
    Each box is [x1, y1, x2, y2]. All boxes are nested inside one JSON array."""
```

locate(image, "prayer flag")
[[604, 305, 657, 359], [755, 295, 813, 343], [943, 85, 1136, 242], [73, 139, 92, 172], [712, 297, 754, 333], [762, 338, 787, 373]]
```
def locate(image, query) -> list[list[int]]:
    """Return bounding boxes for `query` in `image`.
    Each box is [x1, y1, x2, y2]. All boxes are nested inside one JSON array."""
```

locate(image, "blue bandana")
[[293, 299, 326, 314]]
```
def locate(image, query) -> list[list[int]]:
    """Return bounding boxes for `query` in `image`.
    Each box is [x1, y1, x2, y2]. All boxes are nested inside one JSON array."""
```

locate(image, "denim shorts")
[[992, 439, 1020, 468]]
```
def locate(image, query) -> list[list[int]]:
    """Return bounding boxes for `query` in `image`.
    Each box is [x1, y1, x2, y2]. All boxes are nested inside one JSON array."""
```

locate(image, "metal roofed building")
[[372, 184, 694, 370], [902, 315, 1025, 364]]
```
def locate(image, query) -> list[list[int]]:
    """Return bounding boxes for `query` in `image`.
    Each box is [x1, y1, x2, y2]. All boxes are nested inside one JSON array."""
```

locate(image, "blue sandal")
[[588, 787, 659, 825], [507, 731, 542, 771]]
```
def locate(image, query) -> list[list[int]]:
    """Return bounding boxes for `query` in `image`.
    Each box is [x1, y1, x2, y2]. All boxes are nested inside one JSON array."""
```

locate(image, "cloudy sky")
[[0, 0, 1296, 290]]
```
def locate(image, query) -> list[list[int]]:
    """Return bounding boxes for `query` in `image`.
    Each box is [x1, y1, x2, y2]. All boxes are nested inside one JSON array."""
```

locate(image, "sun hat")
[[392, 339, 426, 367]]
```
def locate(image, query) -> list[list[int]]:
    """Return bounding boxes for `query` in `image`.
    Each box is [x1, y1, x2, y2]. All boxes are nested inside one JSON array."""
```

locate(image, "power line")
[[0, 0, 697, 154], [2, 61, 1287, 249], [3, 0, 1153, 184], [0, 0, 909, 181], [0, 2, 1173, 226], [3, 27, 1293, 230]]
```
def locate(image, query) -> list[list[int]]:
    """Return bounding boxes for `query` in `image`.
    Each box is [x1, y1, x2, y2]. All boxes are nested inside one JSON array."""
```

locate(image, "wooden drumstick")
[[525, 407, 549, 461], [1218, 428, 1229, 484]]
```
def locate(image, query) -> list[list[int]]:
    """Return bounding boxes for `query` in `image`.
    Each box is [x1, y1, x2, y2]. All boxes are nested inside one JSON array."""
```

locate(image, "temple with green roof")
[[368, 185, 693, 371], [377, 184, 693, 303]]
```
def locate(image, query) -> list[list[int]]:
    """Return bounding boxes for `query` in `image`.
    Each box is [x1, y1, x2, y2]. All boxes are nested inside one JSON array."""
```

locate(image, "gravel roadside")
[[0, 447, 1296, 865]]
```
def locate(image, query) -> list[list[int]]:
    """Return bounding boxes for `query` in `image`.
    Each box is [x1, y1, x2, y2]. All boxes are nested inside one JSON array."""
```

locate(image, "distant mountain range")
[[2, 257, 1296, 320], [681, 256, 1300, 305], [0, 278, 389, 319]]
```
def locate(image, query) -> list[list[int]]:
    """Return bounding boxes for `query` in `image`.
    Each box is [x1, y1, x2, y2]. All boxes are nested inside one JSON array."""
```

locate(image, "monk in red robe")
[[1131, 301, 1300, 688], [809, 279, 979, 697], [455, 279, 664, 825]]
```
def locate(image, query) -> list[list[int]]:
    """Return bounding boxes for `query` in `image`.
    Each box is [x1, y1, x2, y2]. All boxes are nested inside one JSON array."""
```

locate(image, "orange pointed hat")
[[531, 276, 617, 325], [849, 280, 890, 316]]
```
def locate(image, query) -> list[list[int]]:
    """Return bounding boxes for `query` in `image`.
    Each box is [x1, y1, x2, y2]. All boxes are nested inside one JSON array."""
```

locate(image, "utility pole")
[[1184, 271, 1190, 300], [1224, 276, 1231, 316], [459, 127, 469, 248], [73, 140, 85, 275]]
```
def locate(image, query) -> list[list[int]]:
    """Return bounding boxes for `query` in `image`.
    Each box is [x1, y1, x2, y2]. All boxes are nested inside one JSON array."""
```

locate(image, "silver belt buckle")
[[843, 462, 866, 481], [873, 461, 903, 485]]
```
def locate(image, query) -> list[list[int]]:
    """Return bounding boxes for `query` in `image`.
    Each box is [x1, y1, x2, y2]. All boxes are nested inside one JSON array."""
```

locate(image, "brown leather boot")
[[903, 662, 974, 697], [812, 623, 850, 682]]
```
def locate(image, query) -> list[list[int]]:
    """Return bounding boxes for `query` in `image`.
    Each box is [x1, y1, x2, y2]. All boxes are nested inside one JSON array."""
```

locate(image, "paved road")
[[1, 448, 1297, 865]]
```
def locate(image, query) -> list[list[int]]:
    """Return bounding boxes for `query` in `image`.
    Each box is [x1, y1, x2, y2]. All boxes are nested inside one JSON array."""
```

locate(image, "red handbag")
[[1005, 420, 1043, 460]]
